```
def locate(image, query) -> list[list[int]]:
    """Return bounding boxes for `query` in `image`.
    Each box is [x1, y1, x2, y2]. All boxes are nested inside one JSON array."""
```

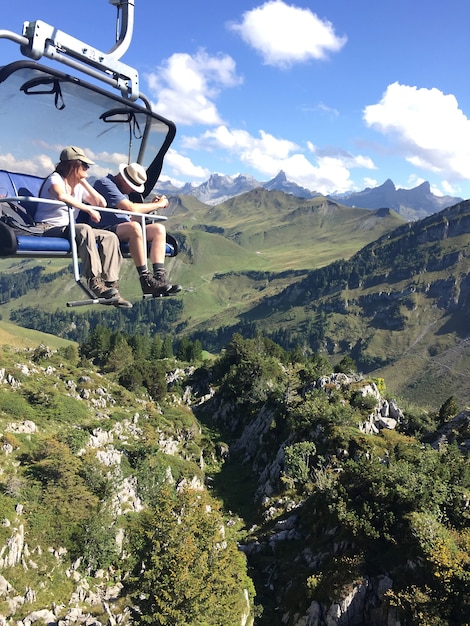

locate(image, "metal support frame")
[[1, 196, 167, 307], [0, 0, 140, 100]]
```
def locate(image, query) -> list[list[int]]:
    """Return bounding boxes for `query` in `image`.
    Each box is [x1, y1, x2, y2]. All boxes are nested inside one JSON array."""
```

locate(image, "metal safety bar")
[[2, 196, 168, 306]]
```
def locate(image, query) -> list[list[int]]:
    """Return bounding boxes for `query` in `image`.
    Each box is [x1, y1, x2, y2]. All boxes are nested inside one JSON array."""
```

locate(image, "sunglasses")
[[80, 161, 90, 170]]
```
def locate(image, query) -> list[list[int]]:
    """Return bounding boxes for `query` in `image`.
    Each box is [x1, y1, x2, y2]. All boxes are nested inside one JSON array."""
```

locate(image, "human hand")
[[153, 194, 169, 209], [88, 208, 101, 223]]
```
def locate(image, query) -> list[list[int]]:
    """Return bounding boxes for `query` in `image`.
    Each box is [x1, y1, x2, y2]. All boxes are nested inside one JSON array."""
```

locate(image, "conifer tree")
[[127, 482, 252, 625]]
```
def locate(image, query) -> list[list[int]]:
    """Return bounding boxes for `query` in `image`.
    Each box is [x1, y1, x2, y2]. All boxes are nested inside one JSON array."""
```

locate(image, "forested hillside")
[[1, 194, 470, 408], [0, 329, 468, 625]]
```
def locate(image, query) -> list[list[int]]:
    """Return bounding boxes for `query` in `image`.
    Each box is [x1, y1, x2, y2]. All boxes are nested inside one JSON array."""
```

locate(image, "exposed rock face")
[[292, 575, 400, 626], [0, 524, 24, 568], [431, 409, 470, 452], [206, 369, 409, 626], [5, 421, 37, 434]]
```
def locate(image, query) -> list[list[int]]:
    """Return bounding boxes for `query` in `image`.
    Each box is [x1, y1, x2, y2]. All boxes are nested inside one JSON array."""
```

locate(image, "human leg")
[[115, 221, 147, 268], [146, 223, 182, 295], [146, 222, 166, 265], [138, 223, 181, 295], [93, 229, 123, 283], [78, 225, 130, 306], [114, 221, 175, 296], [61, 224, 116, 299]]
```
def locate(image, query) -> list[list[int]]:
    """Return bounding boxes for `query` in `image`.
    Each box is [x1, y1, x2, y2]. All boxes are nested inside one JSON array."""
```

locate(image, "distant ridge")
[[155, 171, 463, 219], [333, 178, 462, 220]]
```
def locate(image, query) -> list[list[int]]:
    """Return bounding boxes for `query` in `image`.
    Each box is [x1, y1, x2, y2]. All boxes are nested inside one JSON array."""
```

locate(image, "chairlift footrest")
[[66, 295, 120, 307]]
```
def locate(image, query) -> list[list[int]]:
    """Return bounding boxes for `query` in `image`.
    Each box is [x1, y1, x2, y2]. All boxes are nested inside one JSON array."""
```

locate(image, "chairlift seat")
[[0, 169, 177, 258]]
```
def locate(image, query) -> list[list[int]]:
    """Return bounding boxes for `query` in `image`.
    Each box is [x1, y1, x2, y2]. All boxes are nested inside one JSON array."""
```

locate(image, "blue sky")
[[1, 0, 470, 197]]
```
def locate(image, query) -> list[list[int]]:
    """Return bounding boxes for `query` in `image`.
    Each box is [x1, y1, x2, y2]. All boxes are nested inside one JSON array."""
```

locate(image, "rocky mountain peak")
[[155, 171, 463, 219]]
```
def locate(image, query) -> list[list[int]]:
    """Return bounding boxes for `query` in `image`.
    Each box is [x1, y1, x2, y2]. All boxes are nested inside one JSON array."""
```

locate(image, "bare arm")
[[80, 178, 107, 208], [50, 181, 103, 223], [115, 194, 169, 215]]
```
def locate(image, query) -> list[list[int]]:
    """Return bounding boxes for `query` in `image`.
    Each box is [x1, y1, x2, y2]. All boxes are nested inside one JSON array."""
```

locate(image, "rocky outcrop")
[[292, 575, 400, 626], [431, 409, 470, 452]]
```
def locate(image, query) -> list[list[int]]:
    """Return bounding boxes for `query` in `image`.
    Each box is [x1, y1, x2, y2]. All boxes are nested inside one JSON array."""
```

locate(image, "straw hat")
[[119, 162, 147, 193]]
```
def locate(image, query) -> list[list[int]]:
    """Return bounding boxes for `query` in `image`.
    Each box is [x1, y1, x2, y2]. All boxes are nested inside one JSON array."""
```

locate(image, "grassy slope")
[[0, 319, 74, 349], [224, 208, 470, 408], [0, 192, 401, 328], [165, 191, 405, 272], [160, 192, 405, 329]]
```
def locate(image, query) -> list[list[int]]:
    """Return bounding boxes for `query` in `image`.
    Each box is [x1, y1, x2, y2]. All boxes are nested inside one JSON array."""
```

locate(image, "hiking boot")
[[163, 283, 182, 295], [87, 277, 118, 299], [102, 294, 133, 309], [154, 270, 182, 296], [113, 294, 133, 308], [105, 281, 133, 308], [140, 272, 173, 296]]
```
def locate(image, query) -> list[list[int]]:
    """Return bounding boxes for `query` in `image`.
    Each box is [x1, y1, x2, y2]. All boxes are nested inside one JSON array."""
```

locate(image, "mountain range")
[[155, 170, 463, 220]]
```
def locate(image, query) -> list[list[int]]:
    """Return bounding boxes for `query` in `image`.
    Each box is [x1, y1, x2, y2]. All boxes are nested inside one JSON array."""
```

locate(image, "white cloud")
[[441, 180, 467, 196], [162, 149, 211, 182], [363, 177, 378, 189], [229, 0, 347, 68], [315, 102, 340, 118], [364, 82, 470, 181], [144, 50, 242, 126], [0, 153, 53, 177], [180, 125, 374, 194], [182, 125, 298, 160]]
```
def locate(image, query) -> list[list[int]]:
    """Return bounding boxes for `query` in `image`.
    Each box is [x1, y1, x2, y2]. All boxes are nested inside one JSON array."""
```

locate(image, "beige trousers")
[[42, 223, 122, 281]]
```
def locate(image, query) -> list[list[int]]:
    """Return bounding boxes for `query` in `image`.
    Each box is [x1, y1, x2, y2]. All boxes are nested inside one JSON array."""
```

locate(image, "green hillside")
[[165, 189, 405, 271], [0, 319, 75, 349], [2, 190, 470, 407], [0, 327, 467, 624], [0, 189, 403, 334], [217, 201, 470, 408]]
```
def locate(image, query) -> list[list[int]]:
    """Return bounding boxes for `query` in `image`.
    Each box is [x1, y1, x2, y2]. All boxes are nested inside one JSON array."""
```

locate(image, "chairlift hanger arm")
[[20, 21, 139, 100], [1, 0, 140, 100]]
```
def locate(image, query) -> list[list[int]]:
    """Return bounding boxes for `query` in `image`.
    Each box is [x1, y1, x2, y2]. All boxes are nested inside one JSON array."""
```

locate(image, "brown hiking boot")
[[104, 281, 133, 308], [140, 272, 173, 296], [154, 270, 182, 296], [113, 294, 133, 308], [87, 277, 118, 299]]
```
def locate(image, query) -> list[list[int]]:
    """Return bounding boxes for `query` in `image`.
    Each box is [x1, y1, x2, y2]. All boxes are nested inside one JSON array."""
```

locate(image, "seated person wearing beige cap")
[[36, 146, 131, 308], [93, 162, 181, 297]]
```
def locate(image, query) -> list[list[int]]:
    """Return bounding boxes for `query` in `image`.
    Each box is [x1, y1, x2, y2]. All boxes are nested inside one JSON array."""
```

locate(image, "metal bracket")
[[20, 19, 139, 100]]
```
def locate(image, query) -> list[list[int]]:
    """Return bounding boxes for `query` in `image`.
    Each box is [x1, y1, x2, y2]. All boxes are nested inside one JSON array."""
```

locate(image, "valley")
[[1, 189, 469, 408]]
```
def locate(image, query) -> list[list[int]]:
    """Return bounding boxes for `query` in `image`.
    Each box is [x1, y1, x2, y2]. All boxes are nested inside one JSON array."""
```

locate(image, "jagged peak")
[[155, 172, 462, 218], [379, 179, 396, 190], [413, 180, 431, 192], [270, 170, 288, 182]]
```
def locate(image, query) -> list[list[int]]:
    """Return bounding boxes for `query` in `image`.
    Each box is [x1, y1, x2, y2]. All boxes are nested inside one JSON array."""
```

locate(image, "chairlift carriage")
[[0, 0, 178, 306]]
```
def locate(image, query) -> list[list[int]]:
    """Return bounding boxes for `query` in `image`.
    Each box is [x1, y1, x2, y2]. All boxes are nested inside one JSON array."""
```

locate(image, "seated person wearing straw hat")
[[93, 163, 181, 297]]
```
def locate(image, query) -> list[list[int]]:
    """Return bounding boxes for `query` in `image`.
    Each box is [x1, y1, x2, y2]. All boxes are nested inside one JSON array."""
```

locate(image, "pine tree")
[[127, 483, 252, 625]]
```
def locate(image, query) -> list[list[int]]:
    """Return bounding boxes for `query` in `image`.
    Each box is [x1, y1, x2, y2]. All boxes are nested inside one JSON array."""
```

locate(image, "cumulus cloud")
[[363, 177, 378, 189], [364, 82, 470, 181], [180, 125, 374, 194], [229, 0, 347, 67], [163, 149, 212, 181], [144, 50, 242, 126]]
